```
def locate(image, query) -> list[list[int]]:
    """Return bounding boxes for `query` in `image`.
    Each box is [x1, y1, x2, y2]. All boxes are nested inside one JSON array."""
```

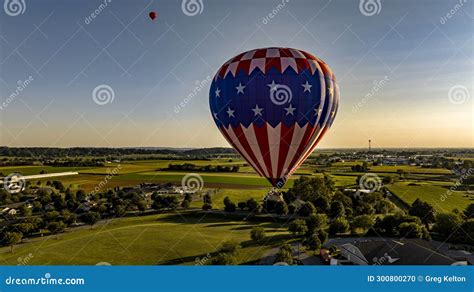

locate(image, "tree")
[[409, 199, 436, 227], [203, 193, 212, 204], [464, 203, 474, 219], [351, 215, 375, 234], [316, 229, 328, 244], [433, 213, 463, 238], [275, 244, 293, 265], [223, 196, 236, 212], [288, 219, 308, 236], [329, 217, 349, 235], [329, 201, 346, 219], [237, 201, 247, 211], [152, 195, 179, 210], [399, 222, 423, 238], [82, 211, 100, 228], [298, 202, 316, 217], [137, 200, 147, 212], [47, 221, 66, 239], [210, 253, 237, 265], [275, 200, 288, 215], [396, 169, 405, 179], [16, 223, 35, 236], [202, 203, 212, 210], [250, 226, 266, 242], [246, 198, 259, 213], [18, 204, 32, 217], [2, 232, 22, 252], [218, 241, 241, 255], [305, 213, 328, 235], [306, 234, 322, 251], [181, 194, 192, 209], [382, 176, 394, 184]]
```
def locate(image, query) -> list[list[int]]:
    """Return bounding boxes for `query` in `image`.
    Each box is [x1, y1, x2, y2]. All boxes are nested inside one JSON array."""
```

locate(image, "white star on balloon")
[[302, 81, 312, 93], [215, 88, 221, 97], [226, 107, 235, 117], [267, 80, 278, 92], [235, 83, 246, 94], [252, 104, 263, 116], [284, 104, 296, 116]]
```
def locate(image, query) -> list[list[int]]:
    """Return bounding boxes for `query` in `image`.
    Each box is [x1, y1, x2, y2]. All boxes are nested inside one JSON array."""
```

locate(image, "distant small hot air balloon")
[[209, 47, 339, 188], [149, 11, 157, 20]]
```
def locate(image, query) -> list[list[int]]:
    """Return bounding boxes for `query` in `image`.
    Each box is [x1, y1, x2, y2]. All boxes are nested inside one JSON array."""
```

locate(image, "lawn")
[[386, 181, 471, 213], [190, 188, 269, 209], [0, 213, 288, 265]]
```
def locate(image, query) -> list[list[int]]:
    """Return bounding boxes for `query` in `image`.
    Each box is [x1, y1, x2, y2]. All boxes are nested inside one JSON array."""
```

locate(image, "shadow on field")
[[157, 252, 217, 265], [156, 212, 288, 230]]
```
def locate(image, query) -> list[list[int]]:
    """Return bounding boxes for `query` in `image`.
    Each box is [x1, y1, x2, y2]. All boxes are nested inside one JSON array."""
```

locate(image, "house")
[[329, 239, 467, 265]]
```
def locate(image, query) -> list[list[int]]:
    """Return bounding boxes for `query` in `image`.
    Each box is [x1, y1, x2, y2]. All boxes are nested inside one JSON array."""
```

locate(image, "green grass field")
[[386, 181, 471, 212], [0, 213, 288, 265]]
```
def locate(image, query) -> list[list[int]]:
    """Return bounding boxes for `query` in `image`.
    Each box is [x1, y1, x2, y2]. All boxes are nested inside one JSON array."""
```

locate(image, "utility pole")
[[368, 139, 371, 152]]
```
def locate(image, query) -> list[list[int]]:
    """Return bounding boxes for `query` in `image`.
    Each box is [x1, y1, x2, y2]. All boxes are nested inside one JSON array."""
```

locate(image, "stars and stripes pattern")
[[210, 48, 339, 187]]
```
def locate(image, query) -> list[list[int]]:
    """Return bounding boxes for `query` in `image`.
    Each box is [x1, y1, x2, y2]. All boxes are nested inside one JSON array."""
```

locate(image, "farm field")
[[386, 181, 471, 212], [0, 212, 288, 265]]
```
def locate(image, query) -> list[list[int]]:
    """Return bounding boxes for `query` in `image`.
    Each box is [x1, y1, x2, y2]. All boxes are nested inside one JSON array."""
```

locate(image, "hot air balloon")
[[149, 11, 157, 20], [209, 47, 339, 188]]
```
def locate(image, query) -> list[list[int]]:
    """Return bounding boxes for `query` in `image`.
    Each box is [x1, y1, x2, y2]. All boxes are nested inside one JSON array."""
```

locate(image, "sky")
[[0, 0, 472, 149]]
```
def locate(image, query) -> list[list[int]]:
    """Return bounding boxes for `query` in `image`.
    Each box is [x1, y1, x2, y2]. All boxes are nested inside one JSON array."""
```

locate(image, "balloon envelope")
[[149, 11, 157, 20], [209, 47, 339, 187]]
